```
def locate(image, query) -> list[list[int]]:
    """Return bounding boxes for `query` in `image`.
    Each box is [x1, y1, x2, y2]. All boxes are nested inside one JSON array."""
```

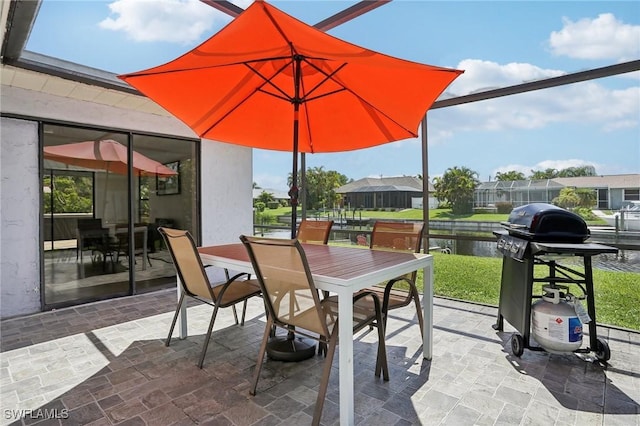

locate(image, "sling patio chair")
[[296, 219, 334, 244], [159, 227, 262, 368], [240, 235, 389, 426], [76, 218, 113, 267], [296, 219, 334, 320], [114, 224, 152, 268], [364, 221, 425, 338]]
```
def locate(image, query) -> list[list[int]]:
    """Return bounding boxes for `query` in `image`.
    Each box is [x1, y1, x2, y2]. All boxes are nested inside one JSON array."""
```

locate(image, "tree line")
[[433, 165, 598, 214], [254, 164, 600, 215], [254, 166, 349, 212]]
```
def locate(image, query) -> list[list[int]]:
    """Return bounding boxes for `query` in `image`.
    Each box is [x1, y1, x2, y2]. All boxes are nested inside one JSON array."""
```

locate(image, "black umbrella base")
[[266, 336, 316, 362]]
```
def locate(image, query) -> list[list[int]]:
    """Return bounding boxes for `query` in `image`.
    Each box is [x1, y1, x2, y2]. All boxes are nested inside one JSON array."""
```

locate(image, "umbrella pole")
[[268, 54, 316, 362], [289, 142, 298, 239], [288, 54, 305, 240], [421, 115, 429, 252]]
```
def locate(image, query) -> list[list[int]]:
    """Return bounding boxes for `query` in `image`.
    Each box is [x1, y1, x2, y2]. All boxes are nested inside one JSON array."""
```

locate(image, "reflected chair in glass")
[[296, 219, 334, 244], [76, 218, 114, 269], [114, 224, 152, 268], [240, 235, 389, 426], [365, 221, 425, 338], [76, 218, 106, 259], [159, 227, 262, 368]]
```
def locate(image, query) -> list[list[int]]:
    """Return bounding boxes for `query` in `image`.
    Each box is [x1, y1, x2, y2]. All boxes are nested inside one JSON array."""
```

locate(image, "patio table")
[[176, 243, 433, 425]]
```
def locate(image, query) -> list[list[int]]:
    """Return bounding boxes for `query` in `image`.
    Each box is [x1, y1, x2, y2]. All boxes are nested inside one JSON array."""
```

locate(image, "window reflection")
[[42, 124, 198, 308]]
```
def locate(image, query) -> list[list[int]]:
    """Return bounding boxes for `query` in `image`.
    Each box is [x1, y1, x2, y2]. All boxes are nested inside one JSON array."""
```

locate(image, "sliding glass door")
[[42, 123, 198, 309]]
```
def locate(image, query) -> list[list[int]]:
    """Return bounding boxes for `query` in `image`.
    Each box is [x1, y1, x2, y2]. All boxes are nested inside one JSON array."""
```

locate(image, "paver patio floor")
[[1, 289, 638, 425]]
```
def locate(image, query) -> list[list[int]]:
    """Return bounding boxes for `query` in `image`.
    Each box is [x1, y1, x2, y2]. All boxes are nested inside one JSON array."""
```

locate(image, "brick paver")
[[1, 289, 638, 425]]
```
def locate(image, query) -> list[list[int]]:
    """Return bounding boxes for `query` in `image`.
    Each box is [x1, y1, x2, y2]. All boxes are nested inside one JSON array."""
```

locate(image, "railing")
[[254, 221, 640, 252]]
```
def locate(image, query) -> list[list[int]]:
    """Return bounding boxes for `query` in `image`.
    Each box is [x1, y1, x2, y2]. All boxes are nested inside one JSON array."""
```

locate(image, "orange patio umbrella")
[[119, 0, 463, 237], [44, 139, 177, 177], [44, 139, 177, 221]]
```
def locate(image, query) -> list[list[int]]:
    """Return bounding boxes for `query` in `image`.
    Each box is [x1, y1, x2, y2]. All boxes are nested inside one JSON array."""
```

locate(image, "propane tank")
[[531, 285, 583, 354]]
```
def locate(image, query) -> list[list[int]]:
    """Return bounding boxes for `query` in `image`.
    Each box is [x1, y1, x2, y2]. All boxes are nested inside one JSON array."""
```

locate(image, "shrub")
[[575, 207, 596, 220], [495, 202, 513, 214]]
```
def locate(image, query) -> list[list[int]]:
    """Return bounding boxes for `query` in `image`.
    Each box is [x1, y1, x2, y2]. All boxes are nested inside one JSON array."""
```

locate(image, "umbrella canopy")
[[119, 0, 463, 236], [44, 139, 177, 177]]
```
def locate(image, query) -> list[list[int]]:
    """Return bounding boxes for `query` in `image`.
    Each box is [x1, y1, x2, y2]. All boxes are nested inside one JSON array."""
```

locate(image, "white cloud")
[[534, 159, 599, 171], [549, 13, 640, 61], [445, 59, 640, 133], [99, 0, 239, 44], [450, 59, 566, 96]]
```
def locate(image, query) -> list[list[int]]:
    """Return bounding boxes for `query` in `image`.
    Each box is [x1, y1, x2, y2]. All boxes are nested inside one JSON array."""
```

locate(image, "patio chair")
[[240, 235, 388, 426], [114, 224, 152, 268], [296, 219, 334, 244], [76, 218, 107, 259], [159, 227, 262, 369], [365, 221, 425, 337], [76, 218, 114, 269], [297, 219, 334, 322]]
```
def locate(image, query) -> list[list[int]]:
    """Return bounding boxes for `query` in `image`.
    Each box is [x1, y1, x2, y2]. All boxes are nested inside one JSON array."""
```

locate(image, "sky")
[[26, 0, 640, 191]]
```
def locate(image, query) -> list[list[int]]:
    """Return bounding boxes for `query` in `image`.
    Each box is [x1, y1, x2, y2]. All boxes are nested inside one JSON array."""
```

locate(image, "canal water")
[[429, 237, 640, 273], [261, 229, 640, 273]]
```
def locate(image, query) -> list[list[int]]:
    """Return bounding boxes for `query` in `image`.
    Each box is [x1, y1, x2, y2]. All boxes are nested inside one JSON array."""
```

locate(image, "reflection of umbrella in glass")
[[44, 139, 177, 220], [119, 0, 463, 237], [43, 139, 177, 177]]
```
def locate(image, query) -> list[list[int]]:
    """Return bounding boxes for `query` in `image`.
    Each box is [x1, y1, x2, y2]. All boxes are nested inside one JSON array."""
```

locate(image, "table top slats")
[[198, 243, 429, 288]]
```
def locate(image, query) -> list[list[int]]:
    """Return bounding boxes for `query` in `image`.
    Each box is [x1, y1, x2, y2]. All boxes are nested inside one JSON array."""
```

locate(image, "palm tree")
[[495, 170, 525, 181], [433, 166, 479, 214]]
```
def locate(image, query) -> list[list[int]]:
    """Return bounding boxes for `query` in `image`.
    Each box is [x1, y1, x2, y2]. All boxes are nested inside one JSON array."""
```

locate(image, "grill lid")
[[501, 203, 589, 243]]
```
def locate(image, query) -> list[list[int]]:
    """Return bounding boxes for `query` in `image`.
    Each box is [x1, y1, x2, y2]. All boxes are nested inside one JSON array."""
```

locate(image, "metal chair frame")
[[159, 227, 261, 368], [241, 235, 388, 425]]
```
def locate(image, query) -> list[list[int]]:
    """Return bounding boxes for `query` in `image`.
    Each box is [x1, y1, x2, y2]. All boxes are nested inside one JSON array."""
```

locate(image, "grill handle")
[[500, 222, 527, 229]]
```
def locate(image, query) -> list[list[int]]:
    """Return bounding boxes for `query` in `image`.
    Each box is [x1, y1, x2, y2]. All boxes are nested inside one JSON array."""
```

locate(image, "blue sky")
[[27, 0, 640, 191]]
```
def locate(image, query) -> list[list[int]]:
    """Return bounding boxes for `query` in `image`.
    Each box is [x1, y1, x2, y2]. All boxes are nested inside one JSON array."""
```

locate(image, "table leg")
[[423, 262, 434, 360], [177, 277, 187, 339], [337, 287, 355, 425]]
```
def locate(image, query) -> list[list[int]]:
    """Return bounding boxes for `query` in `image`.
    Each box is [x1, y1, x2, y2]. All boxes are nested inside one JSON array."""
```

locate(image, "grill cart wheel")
[[511, 334, 524, 357], [595, 337, 611, 362]]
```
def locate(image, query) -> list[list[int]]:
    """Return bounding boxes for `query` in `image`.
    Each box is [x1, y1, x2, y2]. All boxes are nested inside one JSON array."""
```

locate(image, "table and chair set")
[[75, 219, 154, 277], [158, 220, 434, 425]]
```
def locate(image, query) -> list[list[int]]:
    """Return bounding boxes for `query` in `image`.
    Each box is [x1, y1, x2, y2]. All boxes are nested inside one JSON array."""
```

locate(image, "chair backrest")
[[158, 227, 214, 300], [240, 235, 329, 337], [116, 227, 147, 255], [370, 221, 424, 253], [296, 219, 334, 244], [77, 218, 103, 231]]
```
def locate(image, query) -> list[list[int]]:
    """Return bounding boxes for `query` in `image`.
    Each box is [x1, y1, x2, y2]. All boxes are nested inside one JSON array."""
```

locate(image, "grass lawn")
[[416, 252, 640, 331]]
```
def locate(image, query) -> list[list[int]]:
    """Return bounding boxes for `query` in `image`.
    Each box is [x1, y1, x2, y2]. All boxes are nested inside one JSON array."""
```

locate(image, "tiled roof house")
[[336, 176, 436, 209]]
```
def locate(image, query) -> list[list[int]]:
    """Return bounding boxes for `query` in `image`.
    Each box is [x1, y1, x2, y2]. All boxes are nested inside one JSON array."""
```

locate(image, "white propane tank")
[[531, 285, 583, 354]]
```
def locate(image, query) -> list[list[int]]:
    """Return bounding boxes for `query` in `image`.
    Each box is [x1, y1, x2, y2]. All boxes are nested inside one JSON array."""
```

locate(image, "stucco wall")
[[0, 117, 41, 317], [201, 139, 253, 246]]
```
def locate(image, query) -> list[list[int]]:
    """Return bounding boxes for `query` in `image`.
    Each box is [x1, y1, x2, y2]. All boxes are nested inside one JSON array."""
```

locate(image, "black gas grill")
[[493, 203, 617, 360], [500, 202, 590, 243]]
